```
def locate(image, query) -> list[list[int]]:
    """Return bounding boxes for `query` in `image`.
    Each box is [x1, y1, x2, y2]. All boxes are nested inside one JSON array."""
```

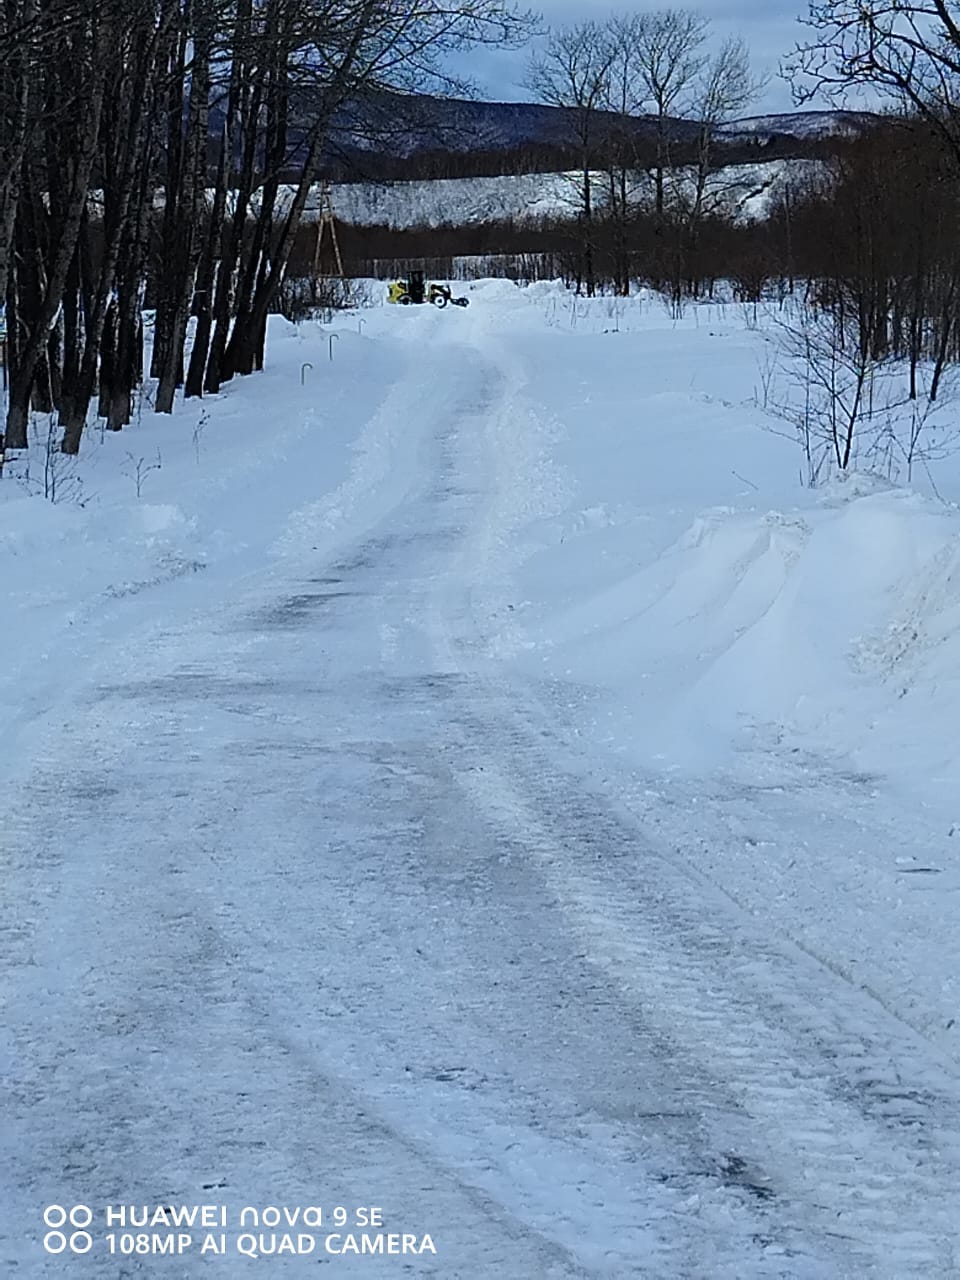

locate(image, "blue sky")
[[467, 0, 819, 115]]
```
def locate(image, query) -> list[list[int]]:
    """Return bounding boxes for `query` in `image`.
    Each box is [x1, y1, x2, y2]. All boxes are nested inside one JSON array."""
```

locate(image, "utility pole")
[[312, 180, 344, 282]]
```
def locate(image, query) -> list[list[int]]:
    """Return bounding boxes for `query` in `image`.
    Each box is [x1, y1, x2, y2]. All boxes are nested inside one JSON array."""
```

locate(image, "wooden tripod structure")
[[312, 180, 344, 281]]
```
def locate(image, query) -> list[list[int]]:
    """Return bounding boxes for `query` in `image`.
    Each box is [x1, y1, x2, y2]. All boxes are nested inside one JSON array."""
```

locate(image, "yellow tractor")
[[387, 270, 469, 309]]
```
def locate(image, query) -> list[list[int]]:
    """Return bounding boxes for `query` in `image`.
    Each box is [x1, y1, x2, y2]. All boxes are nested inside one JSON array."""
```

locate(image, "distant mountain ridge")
[[210, 91, 879, 182], [336, 94, 878, 152], [716, 110, 879, 143], [315, 93, 880, 179]]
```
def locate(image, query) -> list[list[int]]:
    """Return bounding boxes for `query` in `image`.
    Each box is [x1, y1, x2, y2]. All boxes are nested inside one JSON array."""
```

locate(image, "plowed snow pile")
[[458, 282, 960, 815], [541, 488, 960, 785]]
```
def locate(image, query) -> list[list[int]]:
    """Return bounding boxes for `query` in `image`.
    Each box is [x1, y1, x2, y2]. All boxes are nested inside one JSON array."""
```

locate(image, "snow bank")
[[452, 283, 960, 819], [0, 312, 403, 758], [546, 492, 960, 785], [452, 283, 960, 1055]]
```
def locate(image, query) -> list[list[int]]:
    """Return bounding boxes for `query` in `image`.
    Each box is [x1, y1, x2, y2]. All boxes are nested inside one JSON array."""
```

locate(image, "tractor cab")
[[387, 269, 469, 309]]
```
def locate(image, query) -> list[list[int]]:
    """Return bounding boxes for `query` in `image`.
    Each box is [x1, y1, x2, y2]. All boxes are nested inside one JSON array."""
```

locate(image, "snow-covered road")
[[4, 299, 960, 1276]]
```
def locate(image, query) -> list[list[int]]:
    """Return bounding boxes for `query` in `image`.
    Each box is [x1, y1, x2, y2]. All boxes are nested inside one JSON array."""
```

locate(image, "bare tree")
[[602, 14, 653, 294], [631, 8, 709, 223], [2, 0, 538, 453], [3, 3, 117, 449], [788, 1, 960, 171], [768, 304, 892, 482], [0, 0, 35, 308], [59, 0, 178, 449], [768, 294, 960, 486], [152, 0, 223, 416], [527, 21, 617, 295], [221, 0, 538, 377], [685, 38, 765, 239]]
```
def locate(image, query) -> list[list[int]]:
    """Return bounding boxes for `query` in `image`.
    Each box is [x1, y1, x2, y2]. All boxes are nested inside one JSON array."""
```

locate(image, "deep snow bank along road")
[[3, 319, 960, 1277]]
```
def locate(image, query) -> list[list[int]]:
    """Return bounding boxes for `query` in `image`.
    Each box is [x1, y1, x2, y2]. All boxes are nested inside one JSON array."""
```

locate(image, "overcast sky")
[[466, 1, 822, 116]]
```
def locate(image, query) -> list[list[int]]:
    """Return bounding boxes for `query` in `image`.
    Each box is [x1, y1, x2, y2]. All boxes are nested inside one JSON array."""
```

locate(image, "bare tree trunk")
[[226, 2, 381, 377], [155, 0, 212, 415], [185, 0, 247, 402], [60, 5, 166, 452], [0, 0, 34, 304], [107, 134, 155, 431], [204, 78, 262, 393], [5, 15, 109, 448]]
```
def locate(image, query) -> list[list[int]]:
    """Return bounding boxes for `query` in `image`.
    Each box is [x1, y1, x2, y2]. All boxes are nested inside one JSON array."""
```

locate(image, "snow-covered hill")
[[293, 158, 825, 228], [717, 109, 878, 143], [98, 158, 820, 238]]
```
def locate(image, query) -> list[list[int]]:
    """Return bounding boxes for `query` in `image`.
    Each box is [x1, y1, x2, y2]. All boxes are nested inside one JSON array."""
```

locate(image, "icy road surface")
[[3, 304, 960, 1276]]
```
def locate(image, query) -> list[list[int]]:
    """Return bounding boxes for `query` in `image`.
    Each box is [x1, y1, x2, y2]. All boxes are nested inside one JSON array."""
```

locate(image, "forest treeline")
[[299, 117, 960, 375], [4, 0, 960, 457], [0, 0, 533, 454]]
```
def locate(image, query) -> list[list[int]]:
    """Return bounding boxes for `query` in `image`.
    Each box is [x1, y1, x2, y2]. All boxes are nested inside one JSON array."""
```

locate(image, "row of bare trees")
[[527, 9, 764, 297], [783, 1, 960, 369], [0, 0, 535, 454], [771, 0, 960, 477], [282, 121, 956, 310]]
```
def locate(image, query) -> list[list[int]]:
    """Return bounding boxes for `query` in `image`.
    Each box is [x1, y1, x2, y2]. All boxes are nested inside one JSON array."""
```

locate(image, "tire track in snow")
[[417, 325, 960, 1277], [448, 688, 960, 1277], [1, 329, 597, 1279]]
